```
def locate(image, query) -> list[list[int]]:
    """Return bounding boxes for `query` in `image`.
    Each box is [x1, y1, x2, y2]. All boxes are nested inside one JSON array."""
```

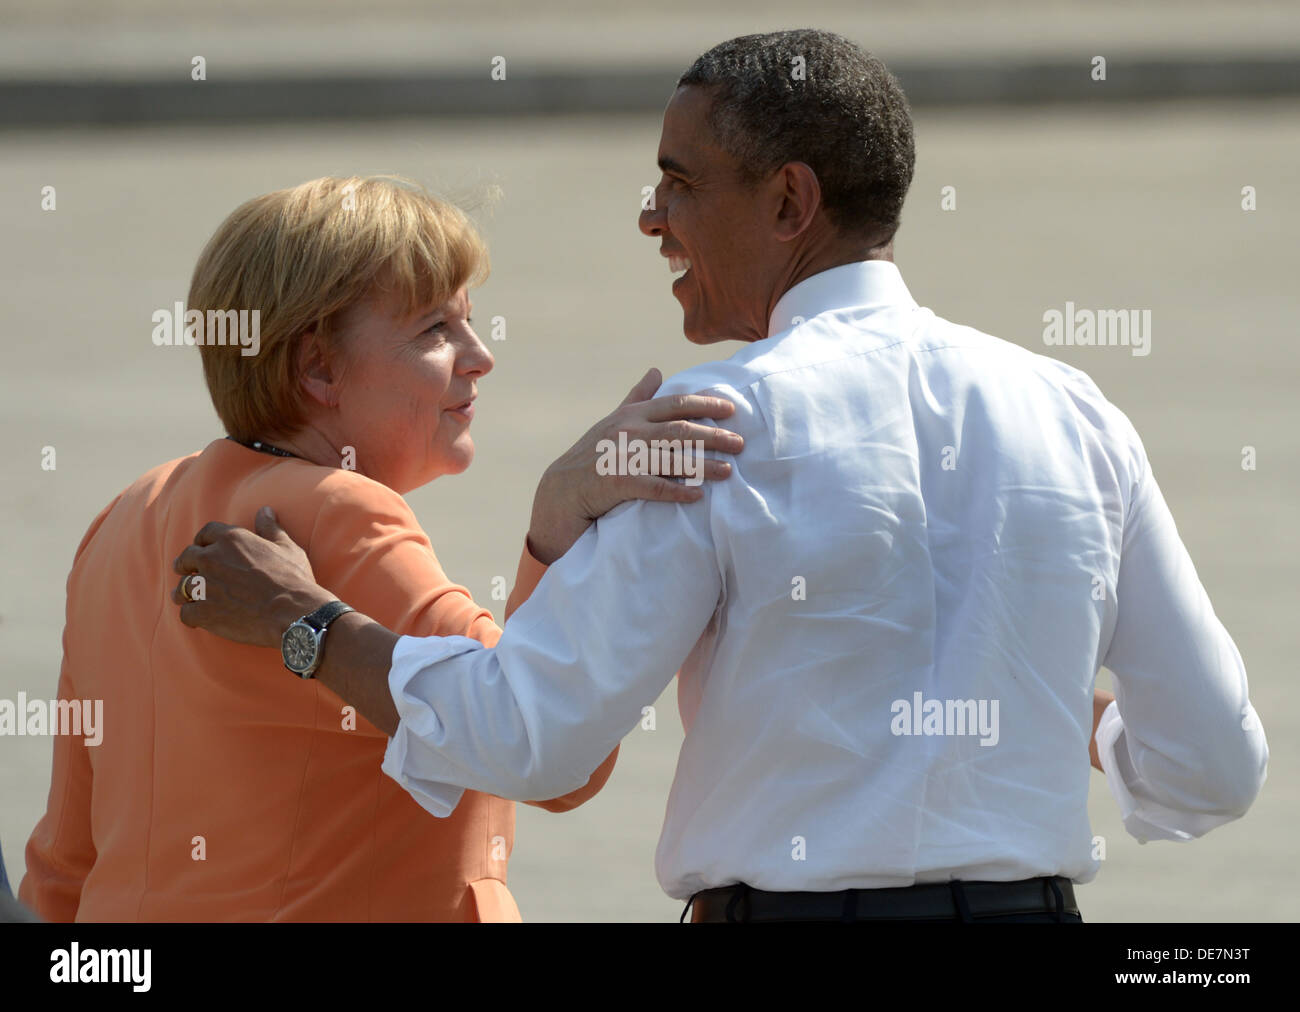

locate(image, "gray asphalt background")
[[1, 0, 1296, 922]]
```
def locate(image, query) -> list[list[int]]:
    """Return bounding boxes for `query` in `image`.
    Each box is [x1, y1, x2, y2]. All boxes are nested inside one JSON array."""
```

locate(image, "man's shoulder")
[[1010, 344, 1141, 445], [651, 323, 854, 425], [654, 353, 759, 397], [652, 354, 772, 437], [926, 315, 1150, 480], [922, 315, 1136, 423]]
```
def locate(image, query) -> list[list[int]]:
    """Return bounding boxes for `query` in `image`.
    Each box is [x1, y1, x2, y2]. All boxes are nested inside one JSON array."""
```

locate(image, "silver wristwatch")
[[281, 600, 355, 678]]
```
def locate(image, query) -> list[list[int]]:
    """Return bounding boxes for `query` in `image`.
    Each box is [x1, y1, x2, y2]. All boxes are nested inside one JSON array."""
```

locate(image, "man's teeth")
[[668, 255, 692, 275]]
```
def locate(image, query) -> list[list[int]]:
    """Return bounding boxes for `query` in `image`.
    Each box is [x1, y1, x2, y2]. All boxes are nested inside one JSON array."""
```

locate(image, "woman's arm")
[[19, 661, 97, 921], [19, 496, 123, 921]]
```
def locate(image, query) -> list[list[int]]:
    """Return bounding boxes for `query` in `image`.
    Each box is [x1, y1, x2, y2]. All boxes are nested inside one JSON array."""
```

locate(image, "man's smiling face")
[[639, 85, 775, 345]]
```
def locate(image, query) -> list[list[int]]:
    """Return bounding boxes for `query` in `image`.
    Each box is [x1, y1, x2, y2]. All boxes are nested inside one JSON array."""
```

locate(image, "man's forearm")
[[313, 610, 402, 737], [309, 536, 545, 740]]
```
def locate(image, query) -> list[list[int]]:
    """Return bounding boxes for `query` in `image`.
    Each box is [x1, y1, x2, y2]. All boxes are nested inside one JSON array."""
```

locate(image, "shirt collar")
[[767, 260, 917, 338]]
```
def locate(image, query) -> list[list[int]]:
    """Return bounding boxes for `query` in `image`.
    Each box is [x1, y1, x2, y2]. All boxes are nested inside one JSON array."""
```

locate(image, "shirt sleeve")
[[311, 484, 619, 811], [506, 539, 621, 813], [1098, 440, 1268, 843], [381, 494, 724, 817]]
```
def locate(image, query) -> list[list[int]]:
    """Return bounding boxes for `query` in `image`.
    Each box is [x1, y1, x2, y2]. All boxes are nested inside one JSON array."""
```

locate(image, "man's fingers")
[[254, 507, 276, 539], [618, 368, 663, 407], [254, 506, 293, 546], [171, 571, 207, 605], [193, 520, 237, 548], [175, 523, 236, 573], [643, 391, 736, 423], [174, 542, 205, 576], [255, 506, 312, 570]]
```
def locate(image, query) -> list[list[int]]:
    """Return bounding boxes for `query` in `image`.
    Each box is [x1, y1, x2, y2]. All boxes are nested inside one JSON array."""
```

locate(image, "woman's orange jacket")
[[19, 438, 618, 921]]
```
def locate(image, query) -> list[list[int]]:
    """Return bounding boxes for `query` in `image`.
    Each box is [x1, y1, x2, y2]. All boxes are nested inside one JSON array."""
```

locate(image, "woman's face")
[[330, 285, 494, 494]]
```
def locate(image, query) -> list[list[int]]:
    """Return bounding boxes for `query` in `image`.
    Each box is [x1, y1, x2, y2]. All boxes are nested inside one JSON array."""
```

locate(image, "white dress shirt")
[[381, 260, 1268, 899]]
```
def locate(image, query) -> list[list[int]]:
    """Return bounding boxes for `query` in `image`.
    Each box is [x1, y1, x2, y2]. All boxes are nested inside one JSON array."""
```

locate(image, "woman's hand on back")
[[526, 368, 743, 565]]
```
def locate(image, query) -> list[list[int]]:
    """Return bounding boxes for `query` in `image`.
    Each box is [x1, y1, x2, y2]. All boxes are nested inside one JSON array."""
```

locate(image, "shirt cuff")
[[1095, 700, 1240, 844], [380, 633, 483, 818]]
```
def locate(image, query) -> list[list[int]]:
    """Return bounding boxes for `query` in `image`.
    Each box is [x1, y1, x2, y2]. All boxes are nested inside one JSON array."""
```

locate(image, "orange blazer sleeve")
[[302, 476, 501, 654], [19, 659, 96, 921], [301, 481, 618, 809], [20, 495, 121, 920]]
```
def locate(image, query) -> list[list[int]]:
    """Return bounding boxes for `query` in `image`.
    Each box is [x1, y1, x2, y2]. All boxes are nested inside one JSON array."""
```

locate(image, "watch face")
[[283, 624, 318, 673]]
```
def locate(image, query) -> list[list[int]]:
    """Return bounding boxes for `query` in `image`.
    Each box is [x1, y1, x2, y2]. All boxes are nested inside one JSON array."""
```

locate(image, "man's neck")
[[761, 240, 895, 340]]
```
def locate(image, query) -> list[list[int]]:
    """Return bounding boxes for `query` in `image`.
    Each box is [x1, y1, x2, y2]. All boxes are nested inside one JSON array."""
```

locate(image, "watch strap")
[[301, 600, 354, 631]]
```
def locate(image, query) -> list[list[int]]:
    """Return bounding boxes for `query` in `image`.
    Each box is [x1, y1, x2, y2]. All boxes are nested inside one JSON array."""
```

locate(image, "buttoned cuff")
[[1095, 700, 1239, 844], [380, 633, 483, 818]]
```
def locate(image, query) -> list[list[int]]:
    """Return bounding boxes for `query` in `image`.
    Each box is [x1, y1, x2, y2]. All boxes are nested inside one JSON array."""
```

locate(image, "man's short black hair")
[[678, 29, 915, 246]]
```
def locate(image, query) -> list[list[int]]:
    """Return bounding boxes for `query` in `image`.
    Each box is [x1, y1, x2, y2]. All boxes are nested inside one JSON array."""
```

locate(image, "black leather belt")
[[688, 876, 1078, 923]]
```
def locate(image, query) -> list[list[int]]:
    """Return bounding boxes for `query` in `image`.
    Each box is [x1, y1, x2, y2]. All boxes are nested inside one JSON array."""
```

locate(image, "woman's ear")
[[296, 330, 343, 410]]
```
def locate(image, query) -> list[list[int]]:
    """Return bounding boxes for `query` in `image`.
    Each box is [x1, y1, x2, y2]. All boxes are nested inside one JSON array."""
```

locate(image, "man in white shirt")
[[174, 29, 1268, 922]]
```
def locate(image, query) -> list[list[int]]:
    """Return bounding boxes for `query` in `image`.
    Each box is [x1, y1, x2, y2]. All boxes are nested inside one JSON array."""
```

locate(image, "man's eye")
[[422, 321, 446, 336]]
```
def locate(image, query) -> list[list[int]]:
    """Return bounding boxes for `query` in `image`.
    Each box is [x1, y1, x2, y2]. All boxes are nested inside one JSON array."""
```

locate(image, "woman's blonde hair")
[[188, 175, 489, 443]]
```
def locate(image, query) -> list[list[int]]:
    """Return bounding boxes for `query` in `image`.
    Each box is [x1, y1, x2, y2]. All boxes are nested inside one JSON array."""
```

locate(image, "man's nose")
[[639, 192, 666, 237]]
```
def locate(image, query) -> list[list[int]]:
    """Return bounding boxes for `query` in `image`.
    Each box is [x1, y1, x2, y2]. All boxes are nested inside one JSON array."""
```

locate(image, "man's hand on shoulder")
[[172, 507, 334, 647]]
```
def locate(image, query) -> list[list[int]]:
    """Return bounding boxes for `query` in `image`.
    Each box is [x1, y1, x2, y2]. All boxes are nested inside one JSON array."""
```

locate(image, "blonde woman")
[[20, 177, 740, 921]]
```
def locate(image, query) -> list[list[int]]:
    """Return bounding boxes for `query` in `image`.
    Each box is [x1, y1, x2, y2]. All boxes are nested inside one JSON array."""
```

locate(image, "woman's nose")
[[461, 327, 495, 375]]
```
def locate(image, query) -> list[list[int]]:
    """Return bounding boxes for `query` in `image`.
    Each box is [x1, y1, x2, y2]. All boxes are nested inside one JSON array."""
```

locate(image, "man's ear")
[[773, 161, 822, 242], [296, 331, 342, 410]]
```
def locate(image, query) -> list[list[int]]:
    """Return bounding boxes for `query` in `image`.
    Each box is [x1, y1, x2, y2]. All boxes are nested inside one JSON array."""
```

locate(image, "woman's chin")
[[439, 444, 475, 477]]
